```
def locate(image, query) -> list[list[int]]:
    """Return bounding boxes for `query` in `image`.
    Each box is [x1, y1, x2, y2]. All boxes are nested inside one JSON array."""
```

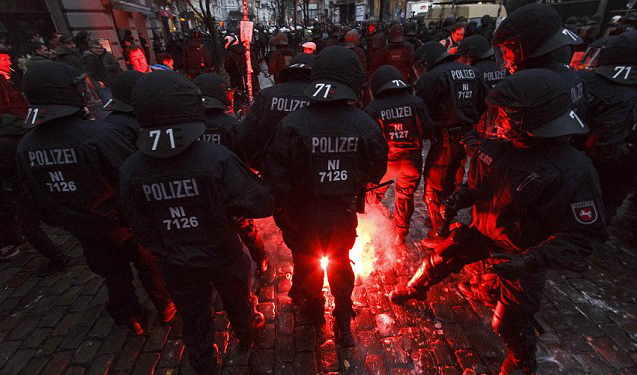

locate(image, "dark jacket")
[[239, 78, 310, 169], [454, 138, 605, 270], [267, 47, 295, 83], [118, 141, 273, 268], [472, 58, 507, 91], [84, 50, 120, 86], [415, 60, 486, 129], [16, 114, 135, 230], [379, 43, 415, 82], [365, 91, 433, 159], [578, 70, 637, 160], [200, 110, 241, 156], [54, 46, 86, 73], [263, 102, 389, 206], [183, 38, 213, 76], [102, 112, 140, 152]]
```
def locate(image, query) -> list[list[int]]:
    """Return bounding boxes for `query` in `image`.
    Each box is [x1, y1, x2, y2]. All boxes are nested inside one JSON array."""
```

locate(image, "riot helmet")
[[304, 46, 363, 102], [492, 4, 582, 73], [483, 69, 588, 144], [412, 41, 458, 79], [104, 70, 144, 113], [133, 71, 206, 158], [22, 61, 85, 128], [193, 73, 231, 110], [456, 34, 494, 65], [280, 53, 314, 82], [389, 24, 405, 43], [370, 65, 411, 97]]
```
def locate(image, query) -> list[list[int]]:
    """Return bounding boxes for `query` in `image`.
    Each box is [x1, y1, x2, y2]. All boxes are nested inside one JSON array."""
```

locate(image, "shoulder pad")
[[595, 65, 637, 85]]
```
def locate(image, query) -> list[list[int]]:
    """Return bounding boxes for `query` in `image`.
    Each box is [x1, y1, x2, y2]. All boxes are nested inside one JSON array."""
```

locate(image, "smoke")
[[350, 203, 402, 279]]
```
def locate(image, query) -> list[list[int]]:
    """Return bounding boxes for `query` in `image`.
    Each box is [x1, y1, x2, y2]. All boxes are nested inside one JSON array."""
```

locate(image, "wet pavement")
[[1, 195, 637, 375]]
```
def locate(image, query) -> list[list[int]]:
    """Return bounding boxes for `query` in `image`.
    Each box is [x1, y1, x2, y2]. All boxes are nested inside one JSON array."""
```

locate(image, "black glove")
[[486, 253, 535, 279], [440, 196, 458, 221]]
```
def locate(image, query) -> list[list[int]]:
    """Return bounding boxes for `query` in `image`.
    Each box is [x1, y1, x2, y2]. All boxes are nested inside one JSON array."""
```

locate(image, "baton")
[[365, 180, 395, 193]]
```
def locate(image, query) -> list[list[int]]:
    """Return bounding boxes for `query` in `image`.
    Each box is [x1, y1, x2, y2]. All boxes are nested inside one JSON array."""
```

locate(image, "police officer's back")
[[263, 46, 388, 347], [268, 33, 295, 83], [118, 71, 273, 374], [413, 41, 485, 242], [456, 34, 506, 91], [17, 61, 173, 334], [365, 65, 432, 241], [193, 73, 240, 154], [379, 24, 415, 82], [492, 4, 587, 116], [102, 70, 144, 149], [578, 32, 637, 224], [240, 54, 313, 169], [414, 41, 485, 128]]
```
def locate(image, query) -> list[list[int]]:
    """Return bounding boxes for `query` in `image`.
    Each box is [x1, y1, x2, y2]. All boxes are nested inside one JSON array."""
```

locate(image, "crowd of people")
[[1, 3, 636, 375]]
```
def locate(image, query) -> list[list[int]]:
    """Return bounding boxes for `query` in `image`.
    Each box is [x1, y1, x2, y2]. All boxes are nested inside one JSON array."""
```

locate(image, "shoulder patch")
[[571, 201, 598, 225]]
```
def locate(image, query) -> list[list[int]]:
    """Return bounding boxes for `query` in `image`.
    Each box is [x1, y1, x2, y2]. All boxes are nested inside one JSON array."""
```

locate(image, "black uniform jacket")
[[239, 79, 310, 169], [458, 138, 606, 270], [262, 102, 389, 207], [365, 91, 432, 159], [118, 141, 273, 268], [578, 69, 637, 160], [415, 60, 486, 129], [16, 114, 135, 229]]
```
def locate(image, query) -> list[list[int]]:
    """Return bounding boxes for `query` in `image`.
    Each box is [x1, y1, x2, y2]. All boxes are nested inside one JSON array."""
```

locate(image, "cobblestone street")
[[1, 198, 637, 375]]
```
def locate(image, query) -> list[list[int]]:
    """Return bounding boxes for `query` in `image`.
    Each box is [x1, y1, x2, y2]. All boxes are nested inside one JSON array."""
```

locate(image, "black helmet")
[[133, 71, 206, 158], [389, 24, 405, 43], [304, 46, 363, 102], [456, 34, 494, 61], [413, 41, 457, 78], [22, 61, 85, 128], [484, 69, 588, 142], [404, 22, 417, 37], [492, 4, 582, 73], [370, 65, 411, 97], [280, 53, 314, 82], [193, 73, 231, 110], [590, 31, 637, 84], [104, 71, 144, 113], [442, 16, 456, 30]]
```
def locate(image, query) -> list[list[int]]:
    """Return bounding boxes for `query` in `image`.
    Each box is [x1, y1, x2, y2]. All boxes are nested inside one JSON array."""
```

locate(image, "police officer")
[[193, 73, 269, 273], [365, 65, 432, 244], [263, 46, 388, 347], [456, 34, 507, 91], [492, 3, 587, 116], [102, 70, 144, 149], [379, 24, 415, 83], [412, 41, 485, 246], [268, 33, 295, 83], [16, 61, 174, 334], [391, 69, 606, 375], [118, 71, 273, 375], [240, 54, 313, 170], [404, 21, 423, 50], [366, 19, 387, 79], [577, 32, 637, 244], [344, 30, 367, 74]]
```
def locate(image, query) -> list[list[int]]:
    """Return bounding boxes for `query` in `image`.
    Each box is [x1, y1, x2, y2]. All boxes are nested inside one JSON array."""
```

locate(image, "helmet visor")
[[494, 37, 523, 74], [578, 45, 602, 70], [483, 105, 525, 140]]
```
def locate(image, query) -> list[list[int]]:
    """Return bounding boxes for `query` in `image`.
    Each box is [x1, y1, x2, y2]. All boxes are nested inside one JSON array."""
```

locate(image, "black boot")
[[390, 254, 444, 304], [334, 309, 355, 347]]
